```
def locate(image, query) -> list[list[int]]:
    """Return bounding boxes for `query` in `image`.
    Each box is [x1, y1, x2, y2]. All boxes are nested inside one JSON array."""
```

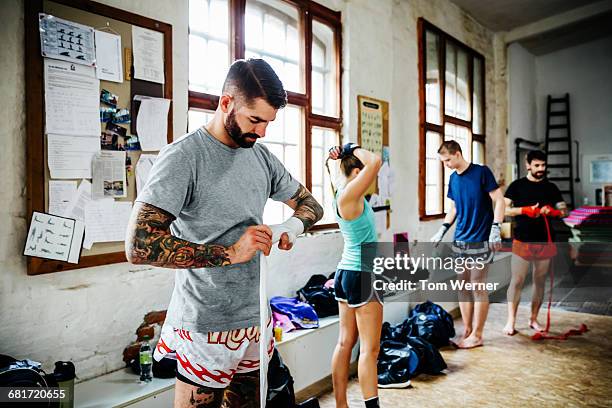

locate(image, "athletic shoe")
[[377, 372, 411, 389]]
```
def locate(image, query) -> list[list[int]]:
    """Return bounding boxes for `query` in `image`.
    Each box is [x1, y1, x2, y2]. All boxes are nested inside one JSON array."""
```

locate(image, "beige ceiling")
[[449, 0, 603, 31]]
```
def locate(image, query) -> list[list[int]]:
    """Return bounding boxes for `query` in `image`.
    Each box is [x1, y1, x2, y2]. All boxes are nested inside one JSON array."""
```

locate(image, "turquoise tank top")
[[334, 190, 378, 272]]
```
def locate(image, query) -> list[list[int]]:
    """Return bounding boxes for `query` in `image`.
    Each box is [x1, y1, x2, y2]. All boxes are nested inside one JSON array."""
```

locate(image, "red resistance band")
[[531, 214, 589, 341]]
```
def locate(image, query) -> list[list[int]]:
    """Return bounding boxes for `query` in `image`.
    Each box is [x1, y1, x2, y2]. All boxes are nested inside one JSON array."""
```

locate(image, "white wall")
[[508, 43, 537, 168], [0, 0, 505, 382], [535, 35, 612, 205]]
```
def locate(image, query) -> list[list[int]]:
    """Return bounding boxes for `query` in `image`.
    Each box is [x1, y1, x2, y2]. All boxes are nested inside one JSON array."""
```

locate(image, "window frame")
[[188, 0, 342, 230], [418, 18, 486, 221]]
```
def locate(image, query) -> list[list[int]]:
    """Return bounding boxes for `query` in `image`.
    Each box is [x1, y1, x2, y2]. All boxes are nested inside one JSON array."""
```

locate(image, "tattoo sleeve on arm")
[[290, 184, 324, 231], [125, 202, 230, 268]]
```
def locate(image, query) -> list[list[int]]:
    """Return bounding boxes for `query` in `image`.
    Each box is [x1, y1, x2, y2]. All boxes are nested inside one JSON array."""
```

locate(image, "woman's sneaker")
[[377, 372, 411, 389]]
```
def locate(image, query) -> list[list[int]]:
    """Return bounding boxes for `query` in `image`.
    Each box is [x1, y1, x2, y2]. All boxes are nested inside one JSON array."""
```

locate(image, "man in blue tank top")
[[430, 141, 505, 349]]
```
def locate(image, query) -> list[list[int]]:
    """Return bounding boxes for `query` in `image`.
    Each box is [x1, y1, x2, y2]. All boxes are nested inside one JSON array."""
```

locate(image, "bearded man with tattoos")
[[125, 59, 323, 408]]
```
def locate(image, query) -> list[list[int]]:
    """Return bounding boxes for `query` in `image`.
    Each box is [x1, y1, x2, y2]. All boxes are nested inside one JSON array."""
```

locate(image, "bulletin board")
[[25, 0, 173, 275], [357, 95, 389, 195]]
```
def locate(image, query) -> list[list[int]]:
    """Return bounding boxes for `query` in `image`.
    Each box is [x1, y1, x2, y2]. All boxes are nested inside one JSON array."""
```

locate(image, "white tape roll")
[[259, 252, 270, 408]]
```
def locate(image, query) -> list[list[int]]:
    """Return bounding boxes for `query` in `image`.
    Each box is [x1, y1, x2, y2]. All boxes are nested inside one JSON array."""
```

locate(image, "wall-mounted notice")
[[132, 25, 164, 84], [95, 29, 123, 82], [23, 212, 85, 264], [359, 97, 384, 157], [44, 59, 100, 136], [39, 13, 95, 66]]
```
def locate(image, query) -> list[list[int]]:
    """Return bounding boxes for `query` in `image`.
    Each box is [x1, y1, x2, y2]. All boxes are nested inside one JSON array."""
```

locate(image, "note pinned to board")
[[134, 96, 170, 151], [132, 25, 164, 84], [92, 151, 128, 199], [44, 59, 100, 136], [48, 180, 77, 217], [136, 154, 158, 194], [39, 13, 96, 66], [94, 30, 123, 83], [47, 134, 100, 179], [64, 179, 97, 249], [84, 201, 132, 245], [24, 212, 85, 264]]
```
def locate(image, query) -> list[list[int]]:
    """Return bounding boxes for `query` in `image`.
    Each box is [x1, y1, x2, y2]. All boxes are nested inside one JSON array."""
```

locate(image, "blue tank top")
[[334, 190, 378, 272]]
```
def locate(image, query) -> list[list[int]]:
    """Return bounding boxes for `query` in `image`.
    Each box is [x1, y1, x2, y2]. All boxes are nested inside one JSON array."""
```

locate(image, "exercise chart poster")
[[359, 96, 384, 157]]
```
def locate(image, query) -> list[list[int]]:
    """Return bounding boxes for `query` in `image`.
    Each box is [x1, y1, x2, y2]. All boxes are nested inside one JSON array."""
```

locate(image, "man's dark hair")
[[222, 58, 287, 109], [437, 140, 462, 155], [526, 150, 547, 164]]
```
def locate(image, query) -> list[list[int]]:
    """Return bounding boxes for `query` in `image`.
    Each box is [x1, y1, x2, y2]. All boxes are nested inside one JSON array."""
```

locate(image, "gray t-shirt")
[[136, 127, 299, 332]]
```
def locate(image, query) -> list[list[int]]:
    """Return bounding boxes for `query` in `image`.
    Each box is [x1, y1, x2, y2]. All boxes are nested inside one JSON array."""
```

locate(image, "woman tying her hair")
[[327, 143, 384, 408]]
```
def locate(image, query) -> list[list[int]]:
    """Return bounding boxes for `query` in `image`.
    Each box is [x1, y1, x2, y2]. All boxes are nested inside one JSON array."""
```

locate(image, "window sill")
[[420, 214, 446, 221]]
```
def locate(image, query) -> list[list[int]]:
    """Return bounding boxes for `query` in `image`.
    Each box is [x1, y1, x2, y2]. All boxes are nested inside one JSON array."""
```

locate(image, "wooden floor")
[[318, 303, 612, 408]]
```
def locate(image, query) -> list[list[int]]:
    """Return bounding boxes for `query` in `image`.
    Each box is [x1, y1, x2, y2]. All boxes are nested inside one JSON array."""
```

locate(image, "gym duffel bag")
[[407, 301, 455, 348], [297, 274, 339, 318], [405, 336, 447, 375]]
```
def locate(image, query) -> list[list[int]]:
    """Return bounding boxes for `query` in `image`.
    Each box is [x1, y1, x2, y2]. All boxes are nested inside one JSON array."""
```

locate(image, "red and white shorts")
[[153, 319, 274, 388]]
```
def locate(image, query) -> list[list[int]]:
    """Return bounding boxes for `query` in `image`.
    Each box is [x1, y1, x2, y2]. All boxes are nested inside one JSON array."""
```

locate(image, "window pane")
[[425, 30, 441, 125], [245, 5, 263, 49], [285, 144, 300, 182], [444, 42, 470, 121], [473, 57, 484, 134], [265, 105, 285, 143], [190, 0, 228, 39], [312, 20, 338, 117], [188, 109, 214, 132], [189, 0, 210, 34], [284, 62, 300, 93], [261, 106, 302, 181], [312, 43, 324, 69], [456, 48, 470, 120], [426, 185, 441, 215], [473, 140, 484, 165], [444, 184, 451, 213], [189, 0, 230, 94], [189, 35, 229, 94], [426, 159, 440, 185], [311, 127, 339, 225], [425, 131, 442, 215], [312, 71, 324, 113], [264, 13, 285, 56], [445, 42, 456, 118], [426, 130, 442, 159], [286, 25, 299, 61], [209, 0, 229, 39], [284, 105, 301, 145], [245, 0, 302, 93]]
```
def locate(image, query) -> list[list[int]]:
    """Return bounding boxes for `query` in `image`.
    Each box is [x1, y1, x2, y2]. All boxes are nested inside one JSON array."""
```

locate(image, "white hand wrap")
[[430, 223, 450, 244], [269, 217, 304, 244], [489, 223, 501, 243]]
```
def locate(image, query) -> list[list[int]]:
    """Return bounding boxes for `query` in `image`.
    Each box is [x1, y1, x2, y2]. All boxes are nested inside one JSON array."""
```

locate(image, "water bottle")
[[139, 336, 153, 382], [53, 361, 75, 408], [273, 322, 283, 342]]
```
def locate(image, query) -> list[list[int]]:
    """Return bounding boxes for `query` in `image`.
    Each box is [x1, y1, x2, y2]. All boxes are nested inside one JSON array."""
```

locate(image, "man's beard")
[[224, 109, 259, 148], [532, 170, 546, 180]]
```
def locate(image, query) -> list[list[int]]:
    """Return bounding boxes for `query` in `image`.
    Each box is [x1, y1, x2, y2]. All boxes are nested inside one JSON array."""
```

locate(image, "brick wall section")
[[144, 310, 167, 325], [123, 310, 167, 364]]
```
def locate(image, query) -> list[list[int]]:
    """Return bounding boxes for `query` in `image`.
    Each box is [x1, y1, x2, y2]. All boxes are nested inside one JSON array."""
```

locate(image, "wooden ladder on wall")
[[545, 93, 575, 209]]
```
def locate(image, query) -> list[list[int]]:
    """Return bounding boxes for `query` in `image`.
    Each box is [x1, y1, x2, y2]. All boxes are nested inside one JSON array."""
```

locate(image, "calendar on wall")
[[357, 95, 389, 195]]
